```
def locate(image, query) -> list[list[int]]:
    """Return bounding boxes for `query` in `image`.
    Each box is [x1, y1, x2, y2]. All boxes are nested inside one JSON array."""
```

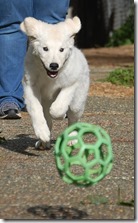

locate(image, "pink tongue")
[[47, 70, 58, 78]]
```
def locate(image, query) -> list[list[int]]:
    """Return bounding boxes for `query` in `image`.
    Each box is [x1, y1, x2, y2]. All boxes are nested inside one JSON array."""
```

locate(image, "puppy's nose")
[[49, 63, 59, 70]]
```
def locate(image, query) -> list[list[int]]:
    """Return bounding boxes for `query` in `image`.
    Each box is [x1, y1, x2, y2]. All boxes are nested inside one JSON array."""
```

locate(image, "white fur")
[[20, 17, 90, 148]]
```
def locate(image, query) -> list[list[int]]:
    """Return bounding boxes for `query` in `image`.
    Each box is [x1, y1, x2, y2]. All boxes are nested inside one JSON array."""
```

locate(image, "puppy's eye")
[[43, 47, 48, 51], [59, 48, 64, 52]]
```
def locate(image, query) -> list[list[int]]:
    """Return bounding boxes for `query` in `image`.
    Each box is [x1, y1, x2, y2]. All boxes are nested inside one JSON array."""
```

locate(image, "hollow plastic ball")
[[54, 122, 113, 186]]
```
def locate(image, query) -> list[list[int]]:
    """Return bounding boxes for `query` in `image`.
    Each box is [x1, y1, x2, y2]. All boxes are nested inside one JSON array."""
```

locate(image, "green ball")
[[55, 122, 113, 186]]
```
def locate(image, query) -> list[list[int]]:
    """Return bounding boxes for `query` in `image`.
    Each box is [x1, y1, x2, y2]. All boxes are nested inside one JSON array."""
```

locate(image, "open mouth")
[[40, 60, 58, 79], [46, 69, 58, 78]]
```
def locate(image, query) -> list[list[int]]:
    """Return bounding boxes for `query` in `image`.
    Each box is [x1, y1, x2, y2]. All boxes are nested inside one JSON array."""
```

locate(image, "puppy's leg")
[[50, 84, 77, 119], [24, 84, 50, 145], [35, 102, 52, 149], [66, 108, 83, 146], [66, 94, 86, 146], [67, 108, 83, 126], [68, 81, 89, 126]]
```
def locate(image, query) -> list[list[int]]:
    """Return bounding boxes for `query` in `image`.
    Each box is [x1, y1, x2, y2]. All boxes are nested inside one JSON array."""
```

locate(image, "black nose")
[[49, 63, 59, 70]]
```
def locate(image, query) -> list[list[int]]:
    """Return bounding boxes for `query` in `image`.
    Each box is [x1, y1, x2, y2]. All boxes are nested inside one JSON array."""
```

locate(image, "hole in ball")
[[90, 163, 102, 179], [82, 132, 97, 145], [86, 150, 95, 162], [59, 155, 66, 166], [99, 144, 108, 161], [70, 147, 80, 157], [70, 164, 85, 176]]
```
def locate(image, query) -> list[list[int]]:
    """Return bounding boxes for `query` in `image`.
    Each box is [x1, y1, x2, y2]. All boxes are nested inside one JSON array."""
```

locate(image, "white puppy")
[[20, 16, 90, 149]]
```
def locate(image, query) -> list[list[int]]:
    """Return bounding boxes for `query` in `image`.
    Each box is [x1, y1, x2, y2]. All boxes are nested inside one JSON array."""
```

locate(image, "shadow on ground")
[[27, 205, 88, 219], [0, 134, 38, 156]]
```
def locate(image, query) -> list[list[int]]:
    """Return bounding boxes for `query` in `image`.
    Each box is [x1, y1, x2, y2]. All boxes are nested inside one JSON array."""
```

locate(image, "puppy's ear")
[[72, 16, 81, 33], [20, 17, 41, 38], [65, 16, 81, 36]]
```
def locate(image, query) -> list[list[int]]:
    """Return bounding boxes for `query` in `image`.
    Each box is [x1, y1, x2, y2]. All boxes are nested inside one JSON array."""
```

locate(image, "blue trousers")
[[0, 0, 70, 109]]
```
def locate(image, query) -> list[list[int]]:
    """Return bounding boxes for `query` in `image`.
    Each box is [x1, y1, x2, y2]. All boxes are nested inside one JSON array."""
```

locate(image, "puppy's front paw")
[[67, 131, 78, 146], [35, 140, 51, 150], [34, 124, 50, 143], [50, 103, 66, 119]]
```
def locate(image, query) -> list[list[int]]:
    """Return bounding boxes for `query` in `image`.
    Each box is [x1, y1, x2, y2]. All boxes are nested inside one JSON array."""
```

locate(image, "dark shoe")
[[0, 102, 21, 119]]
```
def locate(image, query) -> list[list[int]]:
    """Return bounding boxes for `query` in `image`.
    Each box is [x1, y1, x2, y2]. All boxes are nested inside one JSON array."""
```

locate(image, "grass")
[[80, 187, 134, 207], [105, 66, 134, 87], [80, 186, 134, 207]]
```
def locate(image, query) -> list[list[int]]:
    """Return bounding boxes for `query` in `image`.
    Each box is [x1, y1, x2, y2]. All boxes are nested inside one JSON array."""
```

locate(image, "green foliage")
[[106, 66, 134, 87], [107, 7, 134, 46]]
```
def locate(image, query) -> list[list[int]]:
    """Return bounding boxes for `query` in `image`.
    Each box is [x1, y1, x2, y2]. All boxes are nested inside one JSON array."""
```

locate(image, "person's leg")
[[0, 0, 33, 118], [33, 0, 70, 23]]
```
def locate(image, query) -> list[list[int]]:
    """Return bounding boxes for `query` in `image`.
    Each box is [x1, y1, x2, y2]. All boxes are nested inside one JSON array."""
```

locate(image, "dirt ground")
[[83, 44, 134, 98], [83, 44, 134, 67], [0, 44, 134, 220]]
